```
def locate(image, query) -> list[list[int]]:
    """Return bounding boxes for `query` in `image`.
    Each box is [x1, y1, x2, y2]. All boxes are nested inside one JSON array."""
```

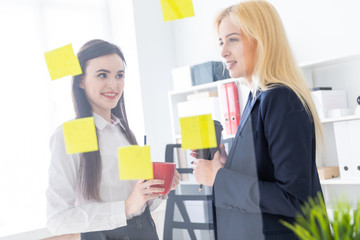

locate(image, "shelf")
[[174, 134, 235, 140], [168, 78, 239, 96], [320, 177, 360, 185], [223, 134, 236, 139], [183, 177, 360, 185], [180, 180, 198, 185], [299, 52, 360, 69], [321, 114, 360, 123]]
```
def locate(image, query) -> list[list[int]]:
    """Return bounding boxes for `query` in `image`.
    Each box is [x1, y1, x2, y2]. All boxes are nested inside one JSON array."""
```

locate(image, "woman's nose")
[[108, 78, 118, 88], [221, 44, 230, 58]]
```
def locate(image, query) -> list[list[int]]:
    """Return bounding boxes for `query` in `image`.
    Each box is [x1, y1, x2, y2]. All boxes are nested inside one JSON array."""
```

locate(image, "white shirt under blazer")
[[46, 113, 164, 235]]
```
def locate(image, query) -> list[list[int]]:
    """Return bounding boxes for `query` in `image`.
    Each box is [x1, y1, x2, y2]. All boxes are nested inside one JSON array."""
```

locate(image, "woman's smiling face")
[[218, 16, 257, 81], [79, 53, 125, 118]]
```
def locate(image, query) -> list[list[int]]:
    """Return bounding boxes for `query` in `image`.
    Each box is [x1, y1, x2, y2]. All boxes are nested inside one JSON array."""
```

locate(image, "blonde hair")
[[215, 0, 324, 159]]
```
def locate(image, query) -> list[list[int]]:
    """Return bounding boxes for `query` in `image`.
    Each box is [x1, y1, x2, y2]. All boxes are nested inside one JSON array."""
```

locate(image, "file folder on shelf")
[[333, 119, 360, 180], [221, 84, 231, 135], [221, 82, 240, 135], [227, 82, 240, 134]]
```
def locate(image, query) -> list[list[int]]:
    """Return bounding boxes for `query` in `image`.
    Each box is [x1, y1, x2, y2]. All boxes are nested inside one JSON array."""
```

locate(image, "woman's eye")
[[229, 38, 238, 43], [98, 73, 107, 78], [219, 41, 224, 47], [116, 73, 124, 79]]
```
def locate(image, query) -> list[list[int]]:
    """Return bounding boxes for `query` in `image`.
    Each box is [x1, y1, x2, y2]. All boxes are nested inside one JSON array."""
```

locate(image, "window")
[[0, 0, 140, 234]]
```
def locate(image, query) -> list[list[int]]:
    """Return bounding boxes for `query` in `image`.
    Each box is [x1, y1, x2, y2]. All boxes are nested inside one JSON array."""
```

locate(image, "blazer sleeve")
[[214, 86, 317, 217], [46, 127, 127, 235]]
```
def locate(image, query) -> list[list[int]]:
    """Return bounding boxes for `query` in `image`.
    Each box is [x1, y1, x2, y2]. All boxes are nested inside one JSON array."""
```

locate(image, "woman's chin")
[[229, 72, 240, 79]]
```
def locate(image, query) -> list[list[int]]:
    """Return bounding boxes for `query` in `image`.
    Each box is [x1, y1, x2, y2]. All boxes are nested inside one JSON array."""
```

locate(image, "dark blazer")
[[213, 85, 322, 240]]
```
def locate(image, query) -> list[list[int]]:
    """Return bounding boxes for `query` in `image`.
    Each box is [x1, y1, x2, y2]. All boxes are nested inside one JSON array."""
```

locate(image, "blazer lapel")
[[238, 91, 260, 133], [224, 91, 261, 168]]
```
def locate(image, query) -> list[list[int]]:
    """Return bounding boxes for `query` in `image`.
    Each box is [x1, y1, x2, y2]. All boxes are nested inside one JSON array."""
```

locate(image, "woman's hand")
[[171, 170, 180, 190], [192, 144, 227, 187], [218, 144, 228, 165], [125, 179, 164, 217]]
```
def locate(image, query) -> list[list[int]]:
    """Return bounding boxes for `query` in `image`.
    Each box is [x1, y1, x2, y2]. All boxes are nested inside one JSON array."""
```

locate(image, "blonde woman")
[[192, 1, 323, 239]]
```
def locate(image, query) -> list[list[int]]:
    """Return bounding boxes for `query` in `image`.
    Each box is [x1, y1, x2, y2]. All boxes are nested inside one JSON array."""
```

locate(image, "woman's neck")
[[93, 109, 112, 123], [243, 76, 255, 92]]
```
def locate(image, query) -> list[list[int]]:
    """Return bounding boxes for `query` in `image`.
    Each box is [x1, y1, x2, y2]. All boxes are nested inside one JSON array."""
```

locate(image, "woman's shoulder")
[[53, 124, 64, 133], [261, 84, 296, 99], [259, 84, 304, 112], [49, 118, 75, 149], [49, 122, 82, 162], [50, 118, 77, 140], [49, 125, 65, 150]]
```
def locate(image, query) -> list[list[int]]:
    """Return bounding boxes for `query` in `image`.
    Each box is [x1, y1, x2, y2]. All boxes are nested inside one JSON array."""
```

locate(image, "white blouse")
[[46, 112, 164, 235]]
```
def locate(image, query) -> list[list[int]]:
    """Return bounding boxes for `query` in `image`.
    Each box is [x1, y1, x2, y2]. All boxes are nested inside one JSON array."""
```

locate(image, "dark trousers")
[[81, 207, 159, 240]]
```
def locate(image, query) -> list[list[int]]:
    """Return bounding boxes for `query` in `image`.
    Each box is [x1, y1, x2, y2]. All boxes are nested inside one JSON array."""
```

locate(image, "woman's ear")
[[79, 78, 85, 89]]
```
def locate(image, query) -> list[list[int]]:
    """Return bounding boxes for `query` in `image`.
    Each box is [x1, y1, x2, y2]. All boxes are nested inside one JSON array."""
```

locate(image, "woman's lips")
[[102, 92, 117, 100], [226, 61, 236, 70]]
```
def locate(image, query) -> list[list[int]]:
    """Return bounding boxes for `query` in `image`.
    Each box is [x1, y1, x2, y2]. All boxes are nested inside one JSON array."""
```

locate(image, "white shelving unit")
[[320, 177, 360, 185], [300, 53, 360, 208], [321, 114, 360, 124]]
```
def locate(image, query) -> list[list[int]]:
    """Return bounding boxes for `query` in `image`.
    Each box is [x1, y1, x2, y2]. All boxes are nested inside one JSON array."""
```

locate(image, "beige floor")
[[43, 234, 80, 240]]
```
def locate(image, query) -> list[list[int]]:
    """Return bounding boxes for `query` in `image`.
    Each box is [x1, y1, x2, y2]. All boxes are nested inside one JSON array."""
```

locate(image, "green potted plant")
[[280, 192, 360, 240]]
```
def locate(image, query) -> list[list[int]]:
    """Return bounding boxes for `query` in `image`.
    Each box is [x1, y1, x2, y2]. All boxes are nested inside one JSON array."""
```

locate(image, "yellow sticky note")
[[160, 0, 195, 22], [44, 44, 82, 80], [180, 114, 216, 149], [62, 117, 98, 154], [118, 146, 153, 180]]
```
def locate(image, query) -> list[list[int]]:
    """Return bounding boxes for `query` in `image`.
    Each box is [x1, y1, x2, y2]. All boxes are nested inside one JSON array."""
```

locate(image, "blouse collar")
[[92, 112, 125, 131]]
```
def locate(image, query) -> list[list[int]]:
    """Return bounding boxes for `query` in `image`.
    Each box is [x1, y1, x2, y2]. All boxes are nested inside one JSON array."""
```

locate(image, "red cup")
[[152, 162, 176, 195]]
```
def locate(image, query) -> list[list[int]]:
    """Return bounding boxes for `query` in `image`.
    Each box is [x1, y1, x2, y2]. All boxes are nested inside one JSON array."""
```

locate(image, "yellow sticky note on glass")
[[118, 146, 153, 180], [180, 114, 216, 149], [160, 0, 195, 22], [44, 44, 82, 80], [62, 117, 98, 154]]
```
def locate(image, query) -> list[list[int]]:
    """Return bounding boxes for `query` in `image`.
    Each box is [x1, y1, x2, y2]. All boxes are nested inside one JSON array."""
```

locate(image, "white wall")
[[108, 0, 146, 144], [132, 0, 176, 161], [171, 0, 237, 67], [270, 0, 360, 64], [171, 0, 360, 67]]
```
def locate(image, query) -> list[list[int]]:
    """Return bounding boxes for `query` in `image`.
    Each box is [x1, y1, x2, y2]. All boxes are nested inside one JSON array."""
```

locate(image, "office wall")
[[132, 0, 175, 161], [171, 0, 360, 67], [108, 0, 146, 143]]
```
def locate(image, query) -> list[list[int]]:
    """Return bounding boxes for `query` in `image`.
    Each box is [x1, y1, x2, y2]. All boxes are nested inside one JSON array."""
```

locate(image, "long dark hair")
[[72, 39, 137, 201]]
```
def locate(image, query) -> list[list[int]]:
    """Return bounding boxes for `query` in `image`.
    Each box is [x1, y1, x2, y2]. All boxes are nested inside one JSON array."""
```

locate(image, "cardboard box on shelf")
[[186, 91, 218, 101], [317, 166, 340, 180]]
